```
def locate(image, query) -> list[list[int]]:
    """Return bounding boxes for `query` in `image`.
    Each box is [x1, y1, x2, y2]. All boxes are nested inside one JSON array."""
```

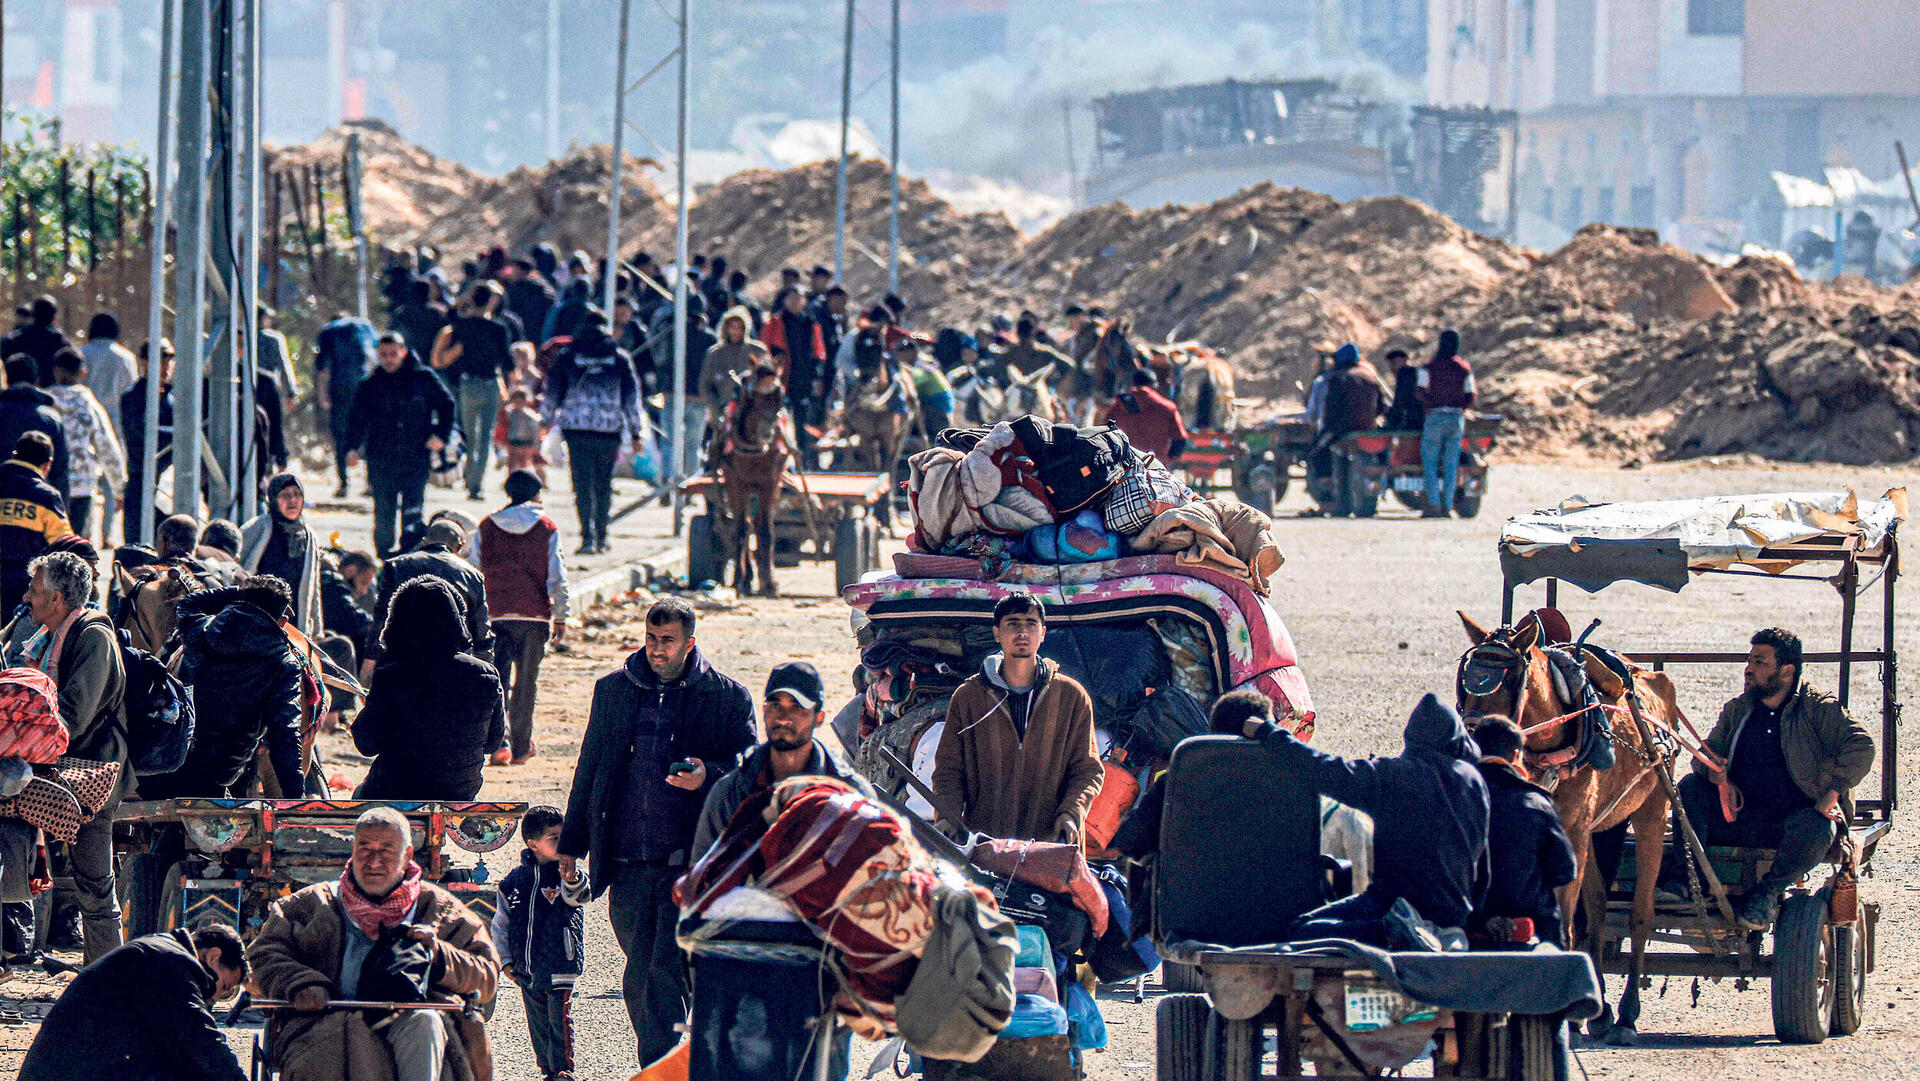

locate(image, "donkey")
[[711, 365, 794, 597], [950, 365, 1061, 427], [1457, 611, 1683, 1045]]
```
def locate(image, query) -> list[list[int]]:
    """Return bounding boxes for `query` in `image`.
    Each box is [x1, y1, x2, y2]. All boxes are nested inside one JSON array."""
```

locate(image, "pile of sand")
[[269, 120, 485, 247]]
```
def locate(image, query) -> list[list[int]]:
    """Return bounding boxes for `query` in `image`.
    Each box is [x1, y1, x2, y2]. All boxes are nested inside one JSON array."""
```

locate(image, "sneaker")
[[511, 748, 537, 765], [1737, 890, 1781, 930], [575, 541, 594, 555], [468, 491, 485, 502], [488, 748, 512, 766], [333, 484, 349, 499]]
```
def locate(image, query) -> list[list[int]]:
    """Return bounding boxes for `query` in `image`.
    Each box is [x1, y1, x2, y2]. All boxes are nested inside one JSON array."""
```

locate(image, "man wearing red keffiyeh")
[[249, 807, 500, 1081]]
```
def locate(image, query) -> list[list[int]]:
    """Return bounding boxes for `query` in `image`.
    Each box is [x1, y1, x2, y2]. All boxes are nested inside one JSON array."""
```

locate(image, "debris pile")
[[270, 121, 486, 246]]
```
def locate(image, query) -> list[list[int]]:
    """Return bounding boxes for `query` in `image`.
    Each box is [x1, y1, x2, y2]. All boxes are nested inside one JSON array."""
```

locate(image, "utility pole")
[[174, 0, 212, 518], [546, 0, 562, 160], [604, 0, 630, 321], [670, 0, 691, 529], [1062, 100, 1079, 208], [141, 0, 179, 546], [239, 0, 262, 509], [887, 0, 901, 295], [833, 0, 855, 282]]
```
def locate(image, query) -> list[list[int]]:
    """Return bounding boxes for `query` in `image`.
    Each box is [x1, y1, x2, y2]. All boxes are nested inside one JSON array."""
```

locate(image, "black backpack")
[[1009, 417, 1136, 513], [117, 628, 195, 776]]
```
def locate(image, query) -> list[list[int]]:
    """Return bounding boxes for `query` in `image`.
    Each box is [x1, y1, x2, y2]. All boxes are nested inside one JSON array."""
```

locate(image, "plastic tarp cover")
[[1500, 489, 1907, 592]]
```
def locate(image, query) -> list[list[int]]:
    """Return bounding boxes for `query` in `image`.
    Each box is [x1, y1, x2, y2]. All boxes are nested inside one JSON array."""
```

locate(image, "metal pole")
[[603, 0, 630, 320], [141, 0, 178, 546], [670, 0, 691, 530], [239, 0, 260, 505], [546, 0, 562, 161], [348, 132, 368, 320], [832, 0, 854, 282], [886, 0, 900, 295], [211, 0, 239, 518], [1061, 100, 1078, 208], [175, 0, 211, 518]]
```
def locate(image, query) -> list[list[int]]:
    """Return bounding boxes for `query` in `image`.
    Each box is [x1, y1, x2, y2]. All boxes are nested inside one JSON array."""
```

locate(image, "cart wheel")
[[1271, 454, 1293, 505], [1211, 1017, 1262, 1081], [861, 517, 882, 575], [157, 861, 188, 931], [687, 514, 723, 587], [834, 517, 865, 593], [1155, 994, 1211, 1081], [1161, 961, 1205, 994], [1390, 486, 1424, 512], [1345, 454, 1378, 518], [1772, 892, 1834, 1044], [1503, 1014, 1563, 1081], [118, 851, 164, 939], [1454, 482, 1485, 519], [1830, 922, 1866, 1036]]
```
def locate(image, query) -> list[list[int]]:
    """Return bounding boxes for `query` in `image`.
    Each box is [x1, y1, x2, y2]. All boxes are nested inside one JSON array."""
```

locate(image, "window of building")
[[1563, 187, 1586, 231], [1522, 0, 1537, 54], [1597, 187, 1616, 222], [1541, 187, 1555, 220], [1687, 0, 1743, 36]]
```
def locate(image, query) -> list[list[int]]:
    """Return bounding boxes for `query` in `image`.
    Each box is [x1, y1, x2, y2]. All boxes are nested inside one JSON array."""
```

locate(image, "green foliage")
[[0, 110, 151, 284]]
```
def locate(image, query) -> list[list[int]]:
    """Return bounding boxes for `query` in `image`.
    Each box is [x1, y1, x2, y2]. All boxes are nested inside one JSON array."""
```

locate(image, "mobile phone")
[[667, 759, 698, 776]]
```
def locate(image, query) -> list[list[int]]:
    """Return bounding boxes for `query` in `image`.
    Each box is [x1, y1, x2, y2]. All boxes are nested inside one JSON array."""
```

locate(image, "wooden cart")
[[1185, 414, 1501, 518], [681, 471, 892, 592]]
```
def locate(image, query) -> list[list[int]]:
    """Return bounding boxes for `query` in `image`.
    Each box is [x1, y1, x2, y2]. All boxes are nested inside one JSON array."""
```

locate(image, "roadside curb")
[[571, 539, 685, 612]]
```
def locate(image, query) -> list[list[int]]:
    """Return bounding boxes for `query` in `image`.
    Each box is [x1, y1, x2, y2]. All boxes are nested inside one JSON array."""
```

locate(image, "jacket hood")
[[981, 653, 1055, 693], [1435, 328, 1461, 360], [625, 643, 711, 689], [718, 306, 753, 338], [1403, 693, 1478, 760], [1333, 343, 1361, 369], [378, 576, 471, 659], [487, 503, 548, 534]]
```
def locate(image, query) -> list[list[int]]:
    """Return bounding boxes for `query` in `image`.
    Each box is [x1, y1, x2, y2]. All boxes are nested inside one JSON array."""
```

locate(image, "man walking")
[[121, 340, 174, 539], [48, 348, 126, 545], [434, 282, 517, 501], [0, 433, 71, 613], [365, 517, 492, 680], [1416, 328, 1475, 518], [471, 469, 571, 765], [314, 311, 376, 499], [346, 332, 456, 558], [558, 597, 755, 1065], [933, 591, 1103, 843], [0, 296, 73, 385]]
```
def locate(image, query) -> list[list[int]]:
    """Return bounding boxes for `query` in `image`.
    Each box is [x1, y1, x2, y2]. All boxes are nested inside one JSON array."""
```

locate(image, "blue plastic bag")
[[1003, 993, 1070, 1040], [1063, 980, 1108, 1050]]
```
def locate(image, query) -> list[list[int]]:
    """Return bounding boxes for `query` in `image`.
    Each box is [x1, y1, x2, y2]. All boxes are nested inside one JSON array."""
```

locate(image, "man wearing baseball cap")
[[363, 514, 492, 684], [690, 661, 870, 856]]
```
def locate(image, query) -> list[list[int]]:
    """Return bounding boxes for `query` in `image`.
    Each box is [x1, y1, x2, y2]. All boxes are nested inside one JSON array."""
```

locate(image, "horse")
[[1457, 611, 1683, 1045], [1162, 342, 1238, 432], [842, 354, 920, 476], [710, 366, 794, 597], [949, 364, 1062, 427]]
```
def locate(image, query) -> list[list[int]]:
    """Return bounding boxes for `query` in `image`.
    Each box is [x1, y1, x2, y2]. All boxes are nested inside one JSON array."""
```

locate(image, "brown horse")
[[843, 361, 918, 475], [711, 366, 794, 597], [1457, 611, 1682, 1045]]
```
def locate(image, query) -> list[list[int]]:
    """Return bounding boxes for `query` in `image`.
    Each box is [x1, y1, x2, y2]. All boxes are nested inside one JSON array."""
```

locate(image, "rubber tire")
[[117, 851, 163, 939], [1345, 454, 1378, 518], [1233, 461, 1276, 517], [1505, 1014, 1562, 1081], [1830, 922, 1866, 1036], [687, 513, 723, 587], [1270, 454, 1293, 505], [1772, 892, 1833, 1044], [834, 516, 864, 593], [157, 861, 186, 931], [1156, 994, 1212, 1081], [1454, 486, 1485, 519], [861, 517, 881, 576], [1162, 961, 1206, 994], [1211, 1017, 1262, 1081]]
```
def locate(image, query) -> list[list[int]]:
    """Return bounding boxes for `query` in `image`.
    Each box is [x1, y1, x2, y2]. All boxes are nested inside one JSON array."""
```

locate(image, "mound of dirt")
[[269, 120, 486, 247], [419, 144, 673, 264]]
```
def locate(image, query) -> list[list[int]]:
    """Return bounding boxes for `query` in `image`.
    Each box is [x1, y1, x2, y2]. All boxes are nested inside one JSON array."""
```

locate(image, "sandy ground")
[[1, 457, 1914, 1080]]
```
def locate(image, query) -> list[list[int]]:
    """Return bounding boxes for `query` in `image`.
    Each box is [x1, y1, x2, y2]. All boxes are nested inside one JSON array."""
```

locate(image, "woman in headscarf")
[[352, 577, 505, 800], [238, 473, 323, 635]]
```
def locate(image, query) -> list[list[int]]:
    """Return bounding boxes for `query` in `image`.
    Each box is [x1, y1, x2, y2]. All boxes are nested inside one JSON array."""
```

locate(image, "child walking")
[[491, 806, 588, 1081]]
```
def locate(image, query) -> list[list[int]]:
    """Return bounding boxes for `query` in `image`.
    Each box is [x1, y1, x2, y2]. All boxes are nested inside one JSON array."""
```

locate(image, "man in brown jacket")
[[249, 806, 501, 1081], [1666, 627, 1875, 929], [933, 591, 1103, 843]]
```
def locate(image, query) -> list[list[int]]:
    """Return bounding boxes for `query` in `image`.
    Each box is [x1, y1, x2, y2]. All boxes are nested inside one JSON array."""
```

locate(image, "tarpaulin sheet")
[[1500, 489, 1906, 593]]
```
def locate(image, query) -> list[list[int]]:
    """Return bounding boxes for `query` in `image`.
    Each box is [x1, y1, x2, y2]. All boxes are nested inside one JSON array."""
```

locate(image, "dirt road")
[[0, 459, 1911, 1080]]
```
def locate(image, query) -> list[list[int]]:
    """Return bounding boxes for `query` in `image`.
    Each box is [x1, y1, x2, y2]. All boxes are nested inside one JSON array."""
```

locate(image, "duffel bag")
[[0, 668, 67, 764], [984, 874, 1092, 961], [1009, 417, 1135, 513], [971, 838, 1110, 938]]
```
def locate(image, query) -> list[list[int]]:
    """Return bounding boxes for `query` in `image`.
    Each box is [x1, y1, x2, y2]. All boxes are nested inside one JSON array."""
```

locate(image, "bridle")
[[1455, 626, 1529, 722]]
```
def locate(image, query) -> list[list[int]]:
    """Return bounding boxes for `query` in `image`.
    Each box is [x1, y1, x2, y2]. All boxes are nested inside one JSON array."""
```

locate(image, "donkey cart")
[[1497, 490, 1903, 1045], [1153, 736, 1602, 1080], [682, 471, 891, 592]]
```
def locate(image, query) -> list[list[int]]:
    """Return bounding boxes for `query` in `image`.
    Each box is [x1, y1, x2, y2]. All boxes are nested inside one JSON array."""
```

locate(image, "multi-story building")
[[1427, 0, 1920, 251]]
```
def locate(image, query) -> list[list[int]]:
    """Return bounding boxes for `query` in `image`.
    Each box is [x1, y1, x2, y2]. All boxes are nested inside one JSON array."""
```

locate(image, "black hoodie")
[[1257, 693, 1489, 927]]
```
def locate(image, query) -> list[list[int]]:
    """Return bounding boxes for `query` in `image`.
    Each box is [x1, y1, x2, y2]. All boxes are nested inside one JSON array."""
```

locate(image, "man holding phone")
[[559, 597, 755, 1066]]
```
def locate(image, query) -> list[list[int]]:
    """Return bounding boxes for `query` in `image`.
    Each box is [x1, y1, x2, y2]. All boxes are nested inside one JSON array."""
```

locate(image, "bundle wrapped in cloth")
[[677, 776, 1017, 1056]]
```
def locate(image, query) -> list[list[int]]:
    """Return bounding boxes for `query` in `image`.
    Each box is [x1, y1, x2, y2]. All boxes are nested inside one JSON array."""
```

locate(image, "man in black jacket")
[[364, 517, 491, 677], [559, 596, 755, 1065], [18, 924, 249, 1081], [346, 333, 456, 557], [1242, 693, 1489, 945], [0, 355, 71, 502], [1469, 716, 1577, 947], [0, 296, 74, 387], [0, 432, 71, 613], [122, 340, 175, 537], [145, 576, 307, 799], [502, 257, 558, 346]]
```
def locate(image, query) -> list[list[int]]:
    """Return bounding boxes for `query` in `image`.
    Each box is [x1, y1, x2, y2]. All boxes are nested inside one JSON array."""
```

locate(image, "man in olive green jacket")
[[1668, 628, 1874, 928]]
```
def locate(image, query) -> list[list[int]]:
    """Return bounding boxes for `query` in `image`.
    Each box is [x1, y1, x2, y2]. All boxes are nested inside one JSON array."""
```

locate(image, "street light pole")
[[670, 0, 691, 528], [174, 0, 212, 517], [887, 0, 900, 295], [141, 0, 179, 545], [833, 0, 854, 283], [603, 0, 630, 320]]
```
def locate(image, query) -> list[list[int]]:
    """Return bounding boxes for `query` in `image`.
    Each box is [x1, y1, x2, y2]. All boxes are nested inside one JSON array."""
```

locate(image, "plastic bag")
[[541, 426, 568, 471]]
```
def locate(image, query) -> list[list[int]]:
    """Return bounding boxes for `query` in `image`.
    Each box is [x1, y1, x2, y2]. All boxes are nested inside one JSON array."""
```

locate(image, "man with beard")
[[1665, 628, 1873, 928], [691, 661, 870, 856]]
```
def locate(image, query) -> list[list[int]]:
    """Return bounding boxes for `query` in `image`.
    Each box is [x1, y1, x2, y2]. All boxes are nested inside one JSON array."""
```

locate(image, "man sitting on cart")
[[932, 591, 1103, 844], [1664, 628, 1875, 929], [249, 806, 501, 1081]]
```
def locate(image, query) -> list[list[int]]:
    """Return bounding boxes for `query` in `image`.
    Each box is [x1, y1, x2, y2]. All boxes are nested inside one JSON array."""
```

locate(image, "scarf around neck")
[[338, 861, 424, 940]]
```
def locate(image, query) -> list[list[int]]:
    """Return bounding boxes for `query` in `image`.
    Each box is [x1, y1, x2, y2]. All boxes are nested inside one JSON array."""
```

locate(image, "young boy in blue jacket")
[[492, 806, 589, 1080]]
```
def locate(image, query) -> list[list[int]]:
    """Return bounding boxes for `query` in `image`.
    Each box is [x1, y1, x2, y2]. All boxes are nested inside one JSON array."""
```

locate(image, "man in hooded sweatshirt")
[[1469, 716, 1577, 948], [1309, 343, 1387, 515], [1416, 328, 1476, 517], [471, 469, 571, 765], [345, 332, 456, 558], [701, 306, 772, 424], [933, 591, 1104, 843], [1240, 693, 1489, 945]]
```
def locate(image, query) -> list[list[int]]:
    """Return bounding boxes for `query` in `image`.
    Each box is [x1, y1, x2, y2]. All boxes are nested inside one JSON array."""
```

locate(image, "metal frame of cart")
[[681, 471, 891, 591], [1498, 493, 1900, 1044]]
